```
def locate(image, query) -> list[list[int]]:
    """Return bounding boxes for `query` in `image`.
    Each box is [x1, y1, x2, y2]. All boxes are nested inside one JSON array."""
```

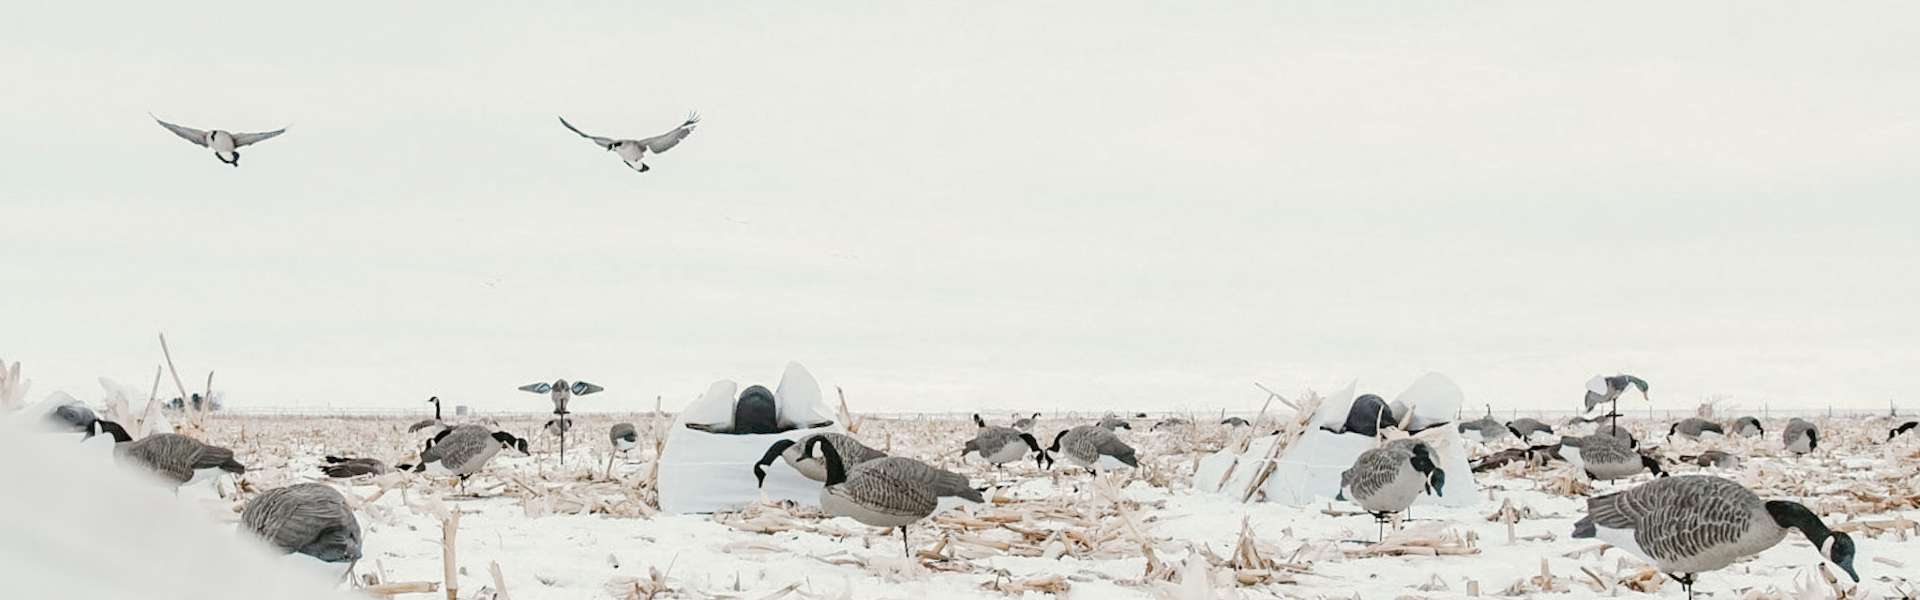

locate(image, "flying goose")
[[1565, 433, 1665, 482], [962, 424, 1050, 470], [407, 425, 528, 492], [610, 423, 638, 452], [1011, 412, 1041, 431], [517, 379, 604, 415], [558, 113, 699, 173], [111, 431, 245, 490], [803, 436, 982, 555], [1338, 442, 1444, 540], [407, 397, 446, 433], [240, 483, 362, 576], [1667, 417, 1725, 440], [1506, 417, 1553, 440], [317, 456, 389, 478], [1783, 418, 1818, 455], [1891, 420, 1919, 441], [752, 432, 886, 487], [1728, 416, 1764, 438], [1047, 425, 1138, 475], [1572, 475, 1858, 599], [1583, 374, 1650, 413], [152, 115, 286, 167], [1097, 414, 1132, 431]]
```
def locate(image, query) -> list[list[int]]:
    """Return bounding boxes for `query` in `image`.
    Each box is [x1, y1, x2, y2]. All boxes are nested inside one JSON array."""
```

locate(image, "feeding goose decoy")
[[610, 423, 638, 452], [1782, 418, 1818, 455], [1456, 408, 1509, 443], [152, 115, 286, 167], [962, 424, 1050, 470], [112, 431, 246, 491], [407, 397, 446, 434], [1150, 417, 1190, 432], [1011, 412, 1041, 431], [1338, 442, 1444, 540], [1583, 374, 1650, 413], [1727, 416, 1764, 438], [1221, 417, 1251, 427], [1572, 475, 1858, 599], [1891, 420, 1919, 441], [1047, 425, 1138, 475], [318, 456, 389, 478], [405, 425, 528, 493], [240, 483, 362, 578], [804, 436, 982, 555], [558, 113, 699, 173], [1506, 417, 1553, 440], [752, 432, 887, 487], [1667, 417, 1724, 440], [1564, 433, 1664, 482], [1679, 450, 1742, 469], [1097, 414, 1131, 430]]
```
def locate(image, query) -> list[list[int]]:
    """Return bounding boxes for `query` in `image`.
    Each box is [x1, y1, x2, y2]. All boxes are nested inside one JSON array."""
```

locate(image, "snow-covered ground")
[[97, 414, 1920, 598]]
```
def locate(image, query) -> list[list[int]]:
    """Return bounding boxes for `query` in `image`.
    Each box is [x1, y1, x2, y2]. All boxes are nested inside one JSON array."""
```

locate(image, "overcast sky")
[[2, 3, 1916, 415]]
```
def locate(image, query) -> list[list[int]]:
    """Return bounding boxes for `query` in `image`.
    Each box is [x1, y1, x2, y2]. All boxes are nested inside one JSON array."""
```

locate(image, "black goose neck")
[[809, 436, 846, 485], [1766, 500, 1832, 546]]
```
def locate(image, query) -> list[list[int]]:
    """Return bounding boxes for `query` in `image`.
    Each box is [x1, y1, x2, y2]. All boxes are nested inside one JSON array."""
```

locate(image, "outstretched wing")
[[518, 382, 553, 394], [639, 112, 698, 153], [231, 128, 287, 147], [558, 116, 619, 149], [152, 116, 209, 147], [570, 381, 604, 395]]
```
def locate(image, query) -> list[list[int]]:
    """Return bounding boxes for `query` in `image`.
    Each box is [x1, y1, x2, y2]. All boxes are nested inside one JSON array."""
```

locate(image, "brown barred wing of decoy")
[[422, 425, 490, 469], [820, 432, 888, 464], [1587, 476, 1755, 564], [1344, 447, 1406, 499], [859, 457, 982, 502], [320, 458, 387, 478], [1579, 435, 1636, 463], [841, 459, 941, 516], [1091, 431, 1139, 467], [242, 483, 363, 562]]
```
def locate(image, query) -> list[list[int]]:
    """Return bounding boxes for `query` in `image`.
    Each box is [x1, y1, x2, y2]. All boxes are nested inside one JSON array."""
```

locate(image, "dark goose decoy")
[[1565, 433, 1664, 482], [47, 403, 99, 434], [1011, 412, 1041, 431], [152, 115, 286, 167], [1583, 374, 1650, 413], [1457, 409, 1510, 443], [1338, 442, 1444, 540], [113, 432, 245, 490], [1667, 418, 1725, 440], [1572, 475, 1858, 599], [559, 113, 699, 173], [1150, 417, 1190, 432], [1506, 417, 1553, 440], [1782, 418, 1818, 455], [1047, 425, 1138, 475], [318, 456, 389, 478], [804, 436, 982, 555], [407, 425, 528, 492], [1097, 414, 1132, 431], [407, 397, 446, 434], [962, 424, 1049, 470], [610, 423, 638, 452], [1330, 393, 1397, 437], [544, 417, 574, 437], [752, 432, 887, 487], [1728, 416, 1764, 438], [1891, 420, 1919, 441], [1220, 417, 1251, 428], [241, 483, 362, 576], [1679, 450, 1742, 469]]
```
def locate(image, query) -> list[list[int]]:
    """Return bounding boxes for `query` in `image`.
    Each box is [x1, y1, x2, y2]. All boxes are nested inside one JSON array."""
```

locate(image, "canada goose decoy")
[[407, 397, 445, 434], [1572, 475, 1858, 599], [1891, 420, 1919, 441], [1221, 417, 1251, 427], [241, 483, 362, 577], [1011, 413, 1041, 431], [962, 425, 1050, 470], [543, 417, 573, 437], [1097, 415, 1131, 431], [46, 403, 99, 434], [1047, 425, 1138, 475], [610, 423, 638, 452], [1338, 442, 1444, 541], [1566, 433, 1664, 482], [517, 379, 604, 415], [1506, 418, 1553, 440], [1679, 450, 1742, 469], [1149, 417, 1190, 432], [317, 456, 389, 478], [558, 113, 699, 173], [1327, 393, 1396, 437], [1728, 416, 1764, 438], [112, 431, 245, 491], [1457, 411, 1509, 443], [1783, 418, 1818, 455], [752, 432, 887, 487], [1583, 374, 1651, 413], [407, 425, 528, 493], [151, 115, 286, 167], [804, 436, 982, 556], [1667, 418, 1724, 440]]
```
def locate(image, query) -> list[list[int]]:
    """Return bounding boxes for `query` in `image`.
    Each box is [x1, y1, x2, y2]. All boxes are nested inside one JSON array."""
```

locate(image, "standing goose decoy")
[[1667, 418, 1725, 440], [113, 432, 246, 491], [151, 115, 287, 167], [318, 456, 389, 478], [407, 396, 446, 434], [558, 113, 699, 173], [241, 483, 362, 577], [1891, 420, 1919, 441], [804, 436, 982, 556], [962, 425, 1050, 470], [1506, 418, 1553, 440], [1728, 416, 1765, 438], [407, 425, 529, 493], [1567, 433, 1665, 482], [1583, 374, 1651, 413], [1572, 475, 1858, 599], [1011, 412, 1041, 431], [610, 423, 638, 452], [1338, 443, 1444, 541], [752, 432, 886, 487], [1047, 425, 1138, 475], [1782, 418, 1818, 455]]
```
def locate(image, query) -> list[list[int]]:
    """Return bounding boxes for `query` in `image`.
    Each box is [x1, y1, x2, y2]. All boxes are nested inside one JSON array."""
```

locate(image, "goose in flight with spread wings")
[[558, 113, 699, 173], [152, 114, 287, 167]]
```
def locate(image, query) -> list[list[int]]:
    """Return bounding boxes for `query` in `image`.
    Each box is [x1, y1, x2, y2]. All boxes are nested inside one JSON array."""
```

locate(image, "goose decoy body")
[[114, 432, 245, 489], [1572, 475, 1858, 599], [47, 403, 99, 434], [610, 423, 638, 451], [1727, 416, 1764, 438], [962, 425, 1049, 469], [318, 456, 389, 478], [1047, 425, 1138, 474], [152, 115, 286, 167], [1457, 414, 1510, 442], [558, 113, 699, 173], [1681, 450, 1742, 469], [1667, 418, 1724, 440], [517, 379, 604, 415], [804, 436, 982, 555], [1149, 417, 1190, 432], [1506, 418, 1553, 439], [1097, 415, 1131, 431], [407, 397, 445, 434], [1011, 413, 1041, 431], [1583, 374, 1650, 413], [1338, 442, 1444, 540], [1782, 418, 1818, 455], [1328, 393, 1397, 437], [543, 417, 574, 437], [1565, 433, 1664, 482], [752, 432, 887, 486], [1891, 420, 1919, 441], [1220, 417, 1251, 427], [241, 483, 362, 572], [407, 425, 528, 492]]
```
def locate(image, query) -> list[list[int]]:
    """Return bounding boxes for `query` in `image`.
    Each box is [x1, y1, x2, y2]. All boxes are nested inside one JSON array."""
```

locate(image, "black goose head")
[[1667, 423, 1680, 438], [492, 431, 530, 455], [1639, 454, 1667, 477], [1407, 446, 1443, 496], [1767, 501, 1858, 582], [1826, 532, 1860, 582], [1019, 433, 1052, 469], [753, 439, 798, 487], [972, 413, 986, 428], [1891, 421, 1919, 441], [802, 436, 846, 486]]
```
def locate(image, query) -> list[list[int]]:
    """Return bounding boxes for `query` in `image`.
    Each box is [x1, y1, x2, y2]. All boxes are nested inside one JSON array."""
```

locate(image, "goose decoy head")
[[972, 413, 986, 428], [802, 436, 846, 486], [1890, 421, 1918, 441], [427, 396, 439, 404], [1017, 433, 1052, 469], [1408, 449, 1443, 496], [1639, 455, 1667, 477], [91, 420, 133, 443], [492, 431, 530, 455], [1825, 532, 1860, 582], [753, 439, 798, 487]]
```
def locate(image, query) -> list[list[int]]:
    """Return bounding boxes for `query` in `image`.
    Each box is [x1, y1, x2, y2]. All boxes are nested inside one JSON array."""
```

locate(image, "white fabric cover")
[[658, 362, 843, 514], [1391, 372, 1466, 431], [678, 362, 835, 432]]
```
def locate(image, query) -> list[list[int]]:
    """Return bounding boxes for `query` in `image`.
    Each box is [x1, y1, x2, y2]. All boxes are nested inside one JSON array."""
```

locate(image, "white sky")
[[2, 3, 1916, 414]]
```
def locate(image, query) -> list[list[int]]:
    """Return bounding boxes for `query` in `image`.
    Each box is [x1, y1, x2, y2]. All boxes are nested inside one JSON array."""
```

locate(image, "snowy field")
[[114, 411, 1916, 600]]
